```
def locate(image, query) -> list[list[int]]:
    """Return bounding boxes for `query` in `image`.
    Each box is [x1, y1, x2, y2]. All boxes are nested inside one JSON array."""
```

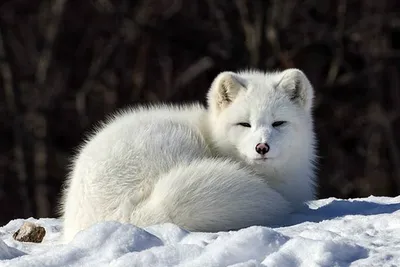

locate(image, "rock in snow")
[[12, 222, 46, 243]]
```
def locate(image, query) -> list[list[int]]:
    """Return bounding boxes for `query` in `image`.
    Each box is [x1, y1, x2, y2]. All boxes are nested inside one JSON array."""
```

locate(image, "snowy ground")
[[1, 196, 400, 267]]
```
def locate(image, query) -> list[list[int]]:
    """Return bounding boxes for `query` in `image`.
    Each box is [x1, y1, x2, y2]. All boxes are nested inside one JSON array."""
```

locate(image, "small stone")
[[13, 222, 46, 243]]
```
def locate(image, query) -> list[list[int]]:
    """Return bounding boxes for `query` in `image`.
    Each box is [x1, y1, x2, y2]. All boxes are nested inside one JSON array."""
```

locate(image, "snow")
[[1, 196, 400, 267]]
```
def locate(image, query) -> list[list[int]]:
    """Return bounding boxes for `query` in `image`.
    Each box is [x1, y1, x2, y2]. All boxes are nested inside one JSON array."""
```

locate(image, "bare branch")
[[76, 34, 120, 126], [173, 56, 214, 90], [36, 0, 68, 86], [326, 0, 347, 85], [0, 28, 32, 218]]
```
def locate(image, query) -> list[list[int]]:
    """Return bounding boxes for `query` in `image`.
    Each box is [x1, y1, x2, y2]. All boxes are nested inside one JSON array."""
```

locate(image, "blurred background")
[[0, 0, 399, 225]]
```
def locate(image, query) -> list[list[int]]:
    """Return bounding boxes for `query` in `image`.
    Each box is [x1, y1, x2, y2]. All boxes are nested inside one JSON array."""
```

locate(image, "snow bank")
[[1, 196, 400, 266]]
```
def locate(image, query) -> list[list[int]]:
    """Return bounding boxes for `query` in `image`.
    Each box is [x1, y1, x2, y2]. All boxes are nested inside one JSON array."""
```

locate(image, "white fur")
[[59, 68, 318, 242]]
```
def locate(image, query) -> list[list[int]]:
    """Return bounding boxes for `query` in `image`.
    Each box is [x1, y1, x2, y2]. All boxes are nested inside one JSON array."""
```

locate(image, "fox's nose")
[[255, 143, 270, 155]]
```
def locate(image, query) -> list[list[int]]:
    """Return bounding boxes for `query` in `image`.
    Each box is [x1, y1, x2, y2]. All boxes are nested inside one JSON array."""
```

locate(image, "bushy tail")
[[138, 158, 292, 232]]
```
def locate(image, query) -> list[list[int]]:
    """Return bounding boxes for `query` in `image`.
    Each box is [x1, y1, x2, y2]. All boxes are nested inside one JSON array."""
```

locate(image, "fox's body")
[[60, 69, 318, 242]]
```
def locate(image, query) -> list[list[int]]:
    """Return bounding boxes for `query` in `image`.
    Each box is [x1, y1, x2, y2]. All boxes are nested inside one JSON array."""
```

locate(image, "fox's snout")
[[255, 143, 270, 155]]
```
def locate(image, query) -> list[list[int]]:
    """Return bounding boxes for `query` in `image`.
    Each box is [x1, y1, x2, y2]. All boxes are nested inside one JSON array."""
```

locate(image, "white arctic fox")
[[60, 68, 317, 242]]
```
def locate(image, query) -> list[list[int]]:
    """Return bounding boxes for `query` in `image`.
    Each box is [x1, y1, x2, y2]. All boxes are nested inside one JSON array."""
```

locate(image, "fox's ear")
[[277, 69, 314, 111], [207, 72, 246, 112]]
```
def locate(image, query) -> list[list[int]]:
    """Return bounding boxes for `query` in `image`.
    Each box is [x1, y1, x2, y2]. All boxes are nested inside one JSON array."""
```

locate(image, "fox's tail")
[[137, 158, 292, 232]]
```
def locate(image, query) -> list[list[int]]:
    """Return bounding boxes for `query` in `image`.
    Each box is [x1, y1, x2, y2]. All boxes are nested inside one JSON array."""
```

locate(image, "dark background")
[[0, 0, 399, 225]]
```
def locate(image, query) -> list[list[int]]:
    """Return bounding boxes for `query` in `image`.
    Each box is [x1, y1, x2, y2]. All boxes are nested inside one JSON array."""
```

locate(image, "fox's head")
[[207, 68, 316, 172]]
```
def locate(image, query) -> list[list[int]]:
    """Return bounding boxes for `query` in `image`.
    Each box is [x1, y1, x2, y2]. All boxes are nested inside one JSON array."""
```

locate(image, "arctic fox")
[[59, 68, 317, 242]]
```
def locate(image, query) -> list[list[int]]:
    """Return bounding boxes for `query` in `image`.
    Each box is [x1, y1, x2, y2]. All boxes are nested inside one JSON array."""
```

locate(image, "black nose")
[[255, 143, 270, 155]]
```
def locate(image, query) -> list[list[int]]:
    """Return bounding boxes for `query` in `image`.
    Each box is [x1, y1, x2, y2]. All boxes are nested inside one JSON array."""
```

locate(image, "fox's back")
[[73, 104, 212, 186]]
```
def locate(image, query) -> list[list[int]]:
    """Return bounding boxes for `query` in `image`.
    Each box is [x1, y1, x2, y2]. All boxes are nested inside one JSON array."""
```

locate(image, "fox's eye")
[[272, 121, 286, 127], [237, 122, 251, 127]]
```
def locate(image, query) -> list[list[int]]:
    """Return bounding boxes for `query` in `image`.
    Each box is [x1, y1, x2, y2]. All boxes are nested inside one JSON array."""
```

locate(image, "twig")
[[173, 56, 214, 91], [206, 0, 231, 43], [235, 0, 261, 66], [76, 34, 120, 126], [367, 104, 400, 193], [36, 0, 68, 86], [326, 0, 347, 85], [265, 0, 283, 66]]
